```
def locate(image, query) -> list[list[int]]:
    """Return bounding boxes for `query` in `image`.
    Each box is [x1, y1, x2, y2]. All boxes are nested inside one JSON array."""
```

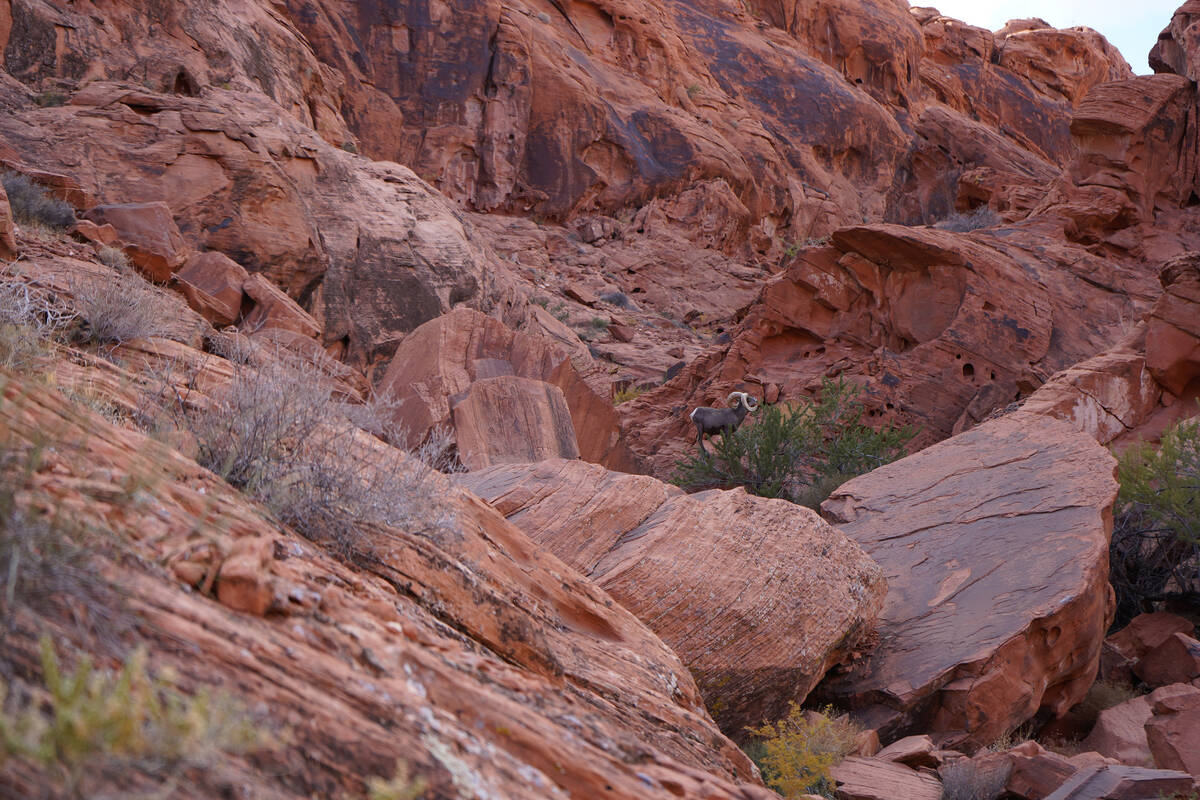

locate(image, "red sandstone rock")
[[831, 756, 942, 800], [0, 183, 18, 260], [0, 364, 769, 800], [1042, 764, 1195, 800], [241, 272, 321, 339], [82, 201, 189, 281], [457, 458, 886, 734], [72, 219, 119, 247], [875, 735, 937, 768], [1109, 612, 1197, 662], [1082, 684, 1200, 767], [1151, 0, 1200, 79], [173, 250, 249, 327], [816, 414, 1118, 750], [1146, 253, 1200, 396], [1145, 691, 1200, 776], [378, 308, 637, 472], [1134, 633, 1200, 688], [216, 535, 275, 616], [1003, 742, 1079, 800], [451, 376, 581, 470]]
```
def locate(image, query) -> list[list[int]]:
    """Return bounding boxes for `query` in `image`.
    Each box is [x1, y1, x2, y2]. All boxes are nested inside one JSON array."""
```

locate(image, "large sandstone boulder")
[[1146, 253, 1200, 397], [458, 458, 886, 733], [378, 308, 637, 471], [816, 413, 1118, 750], [1145, 692, 1200, 776], [831, 756, 942, 800], [1082, 684, 1200, 767], [1042, 764, 1196, 800], [0, 182, 17, 259], [82, 201, 189, 282], [451, 376, 580, 469]]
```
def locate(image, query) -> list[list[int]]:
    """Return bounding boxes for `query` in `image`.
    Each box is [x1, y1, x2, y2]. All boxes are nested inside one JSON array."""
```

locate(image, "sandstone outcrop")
[[82, 201, 189, 282], [378, 308, 637, 471], [451, 376, 581, 469], [0, 182, 18, 259], [1042, 764, 1196, 800], [816, 414, 1118, 750], [831, 756, 942, 800], [0, 358, 772, 799], [1145, 692, 1200, 776], [458, 457, 886, 733], [1082, 684, 1200, 766]]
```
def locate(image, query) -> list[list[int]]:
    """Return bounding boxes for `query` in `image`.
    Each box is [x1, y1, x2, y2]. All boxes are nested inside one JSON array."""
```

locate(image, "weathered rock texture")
[[451, 375, 581, 469], [0, 359, 772, 800], [1082, 684, 1200, 767], [816, 414, 1118, 750], [378, 308, 637, 471], [458, 458, 886, 734]]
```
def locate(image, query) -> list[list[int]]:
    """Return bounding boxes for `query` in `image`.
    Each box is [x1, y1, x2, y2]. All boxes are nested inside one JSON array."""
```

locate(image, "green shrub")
[[613, 385, 647, 405], [1, 172, 75, 230], [1109, 412, 1200, 626], [0, 636, 267, 793], [672, 378, 915, 509], [34, 91, 67, 107], [747, 703, 859, 798]]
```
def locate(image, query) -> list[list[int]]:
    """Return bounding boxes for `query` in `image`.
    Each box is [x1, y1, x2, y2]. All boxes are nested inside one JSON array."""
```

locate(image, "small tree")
[[672, 378, 915, 508], [1110, 412, 1200, 625], [747, 703, 860, 799]]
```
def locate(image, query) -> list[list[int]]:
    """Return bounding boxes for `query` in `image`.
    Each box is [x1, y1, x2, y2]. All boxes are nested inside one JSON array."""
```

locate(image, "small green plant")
[[341, 141, 359, 154], [34, 91, 67, 108], [600, 291, 633, 309], [1, 172, 75, 230], [1109, 411, 1200, 626], [672, 378, 916, 509], [612, 385, 647, 405], [686, 83, 702, 97], [747, 703, 860, 798], [366, 760, 428, 800], [588, 316, 609, 330], [0, 636, 268, 794]]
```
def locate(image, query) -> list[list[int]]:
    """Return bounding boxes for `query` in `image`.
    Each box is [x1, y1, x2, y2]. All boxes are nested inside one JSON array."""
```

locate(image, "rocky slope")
[[2, 0, 1200, 797]]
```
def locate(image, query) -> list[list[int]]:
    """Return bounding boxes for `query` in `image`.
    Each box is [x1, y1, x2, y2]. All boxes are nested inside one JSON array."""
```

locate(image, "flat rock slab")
[[831, 756, 942, 800], [451, 376, 580, 470], [1043, 764, 1196, 800], [818, 413, 1118, 749], [459, 458, 886, 733]]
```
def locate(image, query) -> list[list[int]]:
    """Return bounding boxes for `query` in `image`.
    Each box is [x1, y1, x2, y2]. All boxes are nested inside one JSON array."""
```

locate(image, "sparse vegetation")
[[187, 358, 456, 557], [933, 206, 1000, 233], [1109, 412, 1200, 626], [938, 759, 1011, 800], [365, 760, 429, 800], [686, 83, 702, 97], [33, 91, 67, 107], [341, 141, 359, 154], [672, 378, 916, 509], [747, 703, 860, 799], [1, 172, 75, 230], [0, 636, 268, 796], [600, 291, 633, 309], [74, 271, 170, 346], [0, 276, 75, 372], [96, 246, 130, 272], [612, 385, 647, 405]]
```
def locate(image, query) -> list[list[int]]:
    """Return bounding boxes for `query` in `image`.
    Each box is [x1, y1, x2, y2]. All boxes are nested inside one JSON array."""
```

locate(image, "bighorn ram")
[[690, 391, 759, 453]]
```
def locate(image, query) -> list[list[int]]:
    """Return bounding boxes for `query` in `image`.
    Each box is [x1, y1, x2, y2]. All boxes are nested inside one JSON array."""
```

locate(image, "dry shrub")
[[934, 206, 1000, 233], [187, 358, 456, 556], [0, 276, 75, 372], [938, 759, 1011, 800], [748, 703, 860, 798], [0, 172, 75, 230], [73, 272, 170, 345], [96, 246, 130, 272]]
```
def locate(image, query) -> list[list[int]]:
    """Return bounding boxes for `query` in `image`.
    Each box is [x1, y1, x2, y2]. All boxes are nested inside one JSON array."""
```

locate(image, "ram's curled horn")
[[725, 391, 758, 410]]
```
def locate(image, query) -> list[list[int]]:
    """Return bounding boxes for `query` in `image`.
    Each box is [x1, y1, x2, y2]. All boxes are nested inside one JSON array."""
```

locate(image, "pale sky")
[[923, 0, 1182, 74]]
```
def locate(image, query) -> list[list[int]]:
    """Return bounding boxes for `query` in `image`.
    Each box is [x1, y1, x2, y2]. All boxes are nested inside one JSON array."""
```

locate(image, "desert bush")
[[672, 377, 916, 509], [1109, 413, 1200, 626], [365, 760, 428, 800], [0, 277, 75, 371], [612, 385, 647, 405], [747, 703, 860, 798], [938, 759, 1011, 800], [600, 291, 634, 309], [934, 206, 1000, 233], [1, 172, 75, 230], [33, 91, 67, 107], [187, 359, 456, 556], [73, 272, 169, 345], [0, 636, 267, 794], [96, 246, 130, 272]]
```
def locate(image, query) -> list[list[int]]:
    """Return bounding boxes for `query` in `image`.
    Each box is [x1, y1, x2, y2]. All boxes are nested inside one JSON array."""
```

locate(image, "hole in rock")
[[962, 363, 975, 379]]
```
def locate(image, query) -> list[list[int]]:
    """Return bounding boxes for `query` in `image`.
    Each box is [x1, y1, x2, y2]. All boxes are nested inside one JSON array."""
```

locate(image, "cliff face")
[[3, 0, 1200, 796]]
